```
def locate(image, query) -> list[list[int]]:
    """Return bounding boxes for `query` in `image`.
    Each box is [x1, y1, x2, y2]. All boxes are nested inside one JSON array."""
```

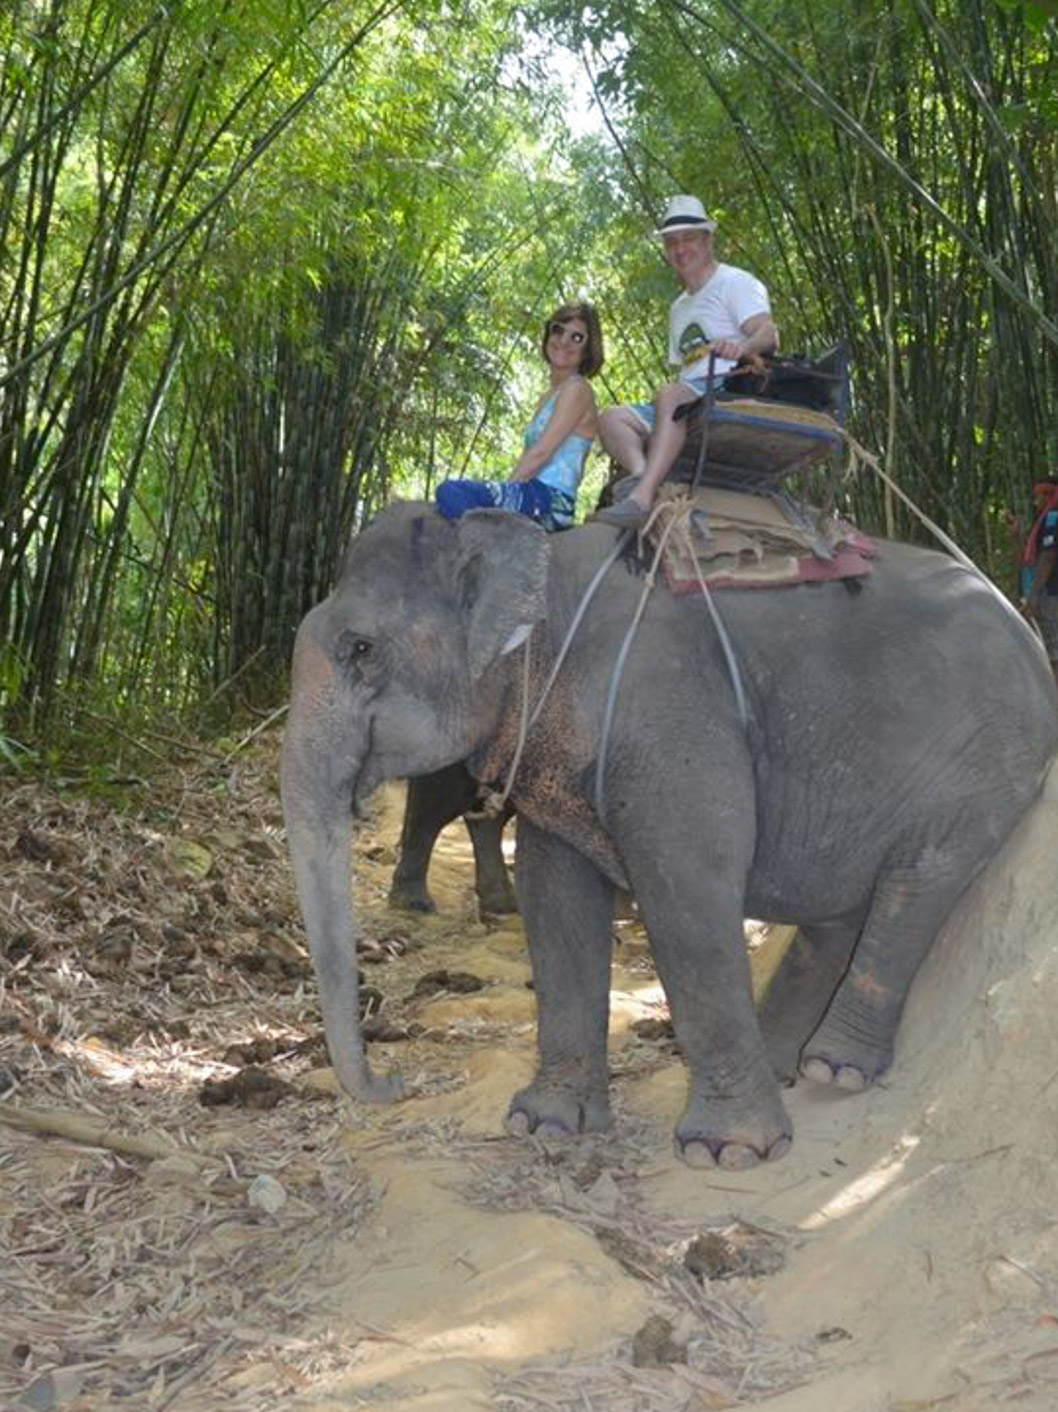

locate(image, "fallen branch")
[[224, 703, 289, 758], [0, 1101, 214, 1168]]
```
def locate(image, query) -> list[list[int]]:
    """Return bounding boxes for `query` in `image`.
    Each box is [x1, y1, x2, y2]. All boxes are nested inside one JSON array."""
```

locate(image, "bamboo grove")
[[0, 0, 1055, 751]]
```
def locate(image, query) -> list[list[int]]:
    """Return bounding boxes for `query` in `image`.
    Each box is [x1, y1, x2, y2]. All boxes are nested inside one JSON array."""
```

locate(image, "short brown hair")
[[541, 302, 605, 379]]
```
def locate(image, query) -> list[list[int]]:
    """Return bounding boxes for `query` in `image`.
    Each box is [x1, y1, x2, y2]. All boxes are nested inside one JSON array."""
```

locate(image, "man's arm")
[[712, 311, 778, 363]]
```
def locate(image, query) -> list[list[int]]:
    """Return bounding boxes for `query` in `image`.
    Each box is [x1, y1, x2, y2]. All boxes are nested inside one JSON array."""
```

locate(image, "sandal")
[[592, 497, 650, 530]]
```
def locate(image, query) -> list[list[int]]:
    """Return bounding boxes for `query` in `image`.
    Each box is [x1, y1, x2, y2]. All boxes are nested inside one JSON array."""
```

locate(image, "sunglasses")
[[548, 321, 586, 345]]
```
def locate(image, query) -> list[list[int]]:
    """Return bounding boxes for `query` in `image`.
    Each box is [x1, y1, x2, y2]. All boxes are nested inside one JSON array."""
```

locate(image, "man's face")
[[662, 228, 713, 286]]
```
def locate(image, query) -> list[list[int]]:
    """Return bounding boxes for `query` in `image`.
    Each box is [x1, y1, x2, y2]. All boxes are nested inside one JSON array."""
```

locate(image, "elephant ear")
[[454, 510, 550, 682]]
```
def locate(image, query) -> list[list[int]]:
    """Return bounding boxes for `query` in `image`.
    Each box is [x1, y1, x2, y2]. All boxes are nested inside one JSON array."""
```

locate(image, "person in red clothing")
[[1007, 477, 1058, 687]]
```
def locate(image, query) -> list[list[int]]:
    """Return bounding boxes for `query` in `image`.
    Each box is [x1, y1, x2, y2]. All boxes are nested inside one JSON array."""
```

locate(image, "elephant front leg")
[[631, 868, 792, 1169], [507, 818, 615, 1138]]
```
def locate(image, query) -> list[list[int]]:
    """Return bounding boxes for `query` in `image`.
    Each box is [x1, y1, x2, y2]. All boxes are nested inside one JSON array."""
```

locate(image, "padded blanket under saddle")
[[650, 485, 876, 595]]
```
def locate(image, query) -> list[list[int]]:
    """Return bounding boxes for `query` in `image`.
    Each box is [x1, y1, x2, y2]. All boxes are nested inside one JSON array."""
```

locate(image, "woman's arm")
[[509, 380, 596, 482]]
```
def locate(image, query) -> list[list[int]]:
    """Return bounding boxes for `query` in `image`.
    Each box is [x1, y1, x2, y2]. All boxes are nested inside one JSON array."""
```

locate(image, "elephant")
[[387, 763, 516, 916], [280, 501, 1057, 1169]]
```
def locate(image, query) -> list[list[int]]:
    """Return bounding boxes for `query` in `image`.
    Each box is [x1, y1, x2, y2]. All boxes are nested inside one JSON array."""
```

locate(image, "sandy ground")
[[4, 750, 1058, 1410], [301, 765, 1058, 1411]]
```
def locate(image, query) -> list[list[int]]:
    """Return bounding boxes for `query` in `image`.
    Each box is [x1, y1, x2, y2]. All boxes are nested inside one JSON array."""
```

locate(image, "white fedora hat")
[[654, 194, 717, 237]]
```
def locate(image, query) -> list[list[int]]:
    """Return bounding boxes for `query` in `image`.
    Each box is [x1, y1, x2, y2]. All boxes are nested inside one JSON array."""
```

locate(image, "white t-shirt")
[[668, 262, 771, 381]]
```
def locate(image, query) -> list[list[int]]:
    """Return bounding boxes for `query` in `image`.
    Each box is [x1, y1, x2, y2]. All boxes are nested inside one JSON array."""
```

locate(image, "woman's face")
[[545, 317, 589, 373]]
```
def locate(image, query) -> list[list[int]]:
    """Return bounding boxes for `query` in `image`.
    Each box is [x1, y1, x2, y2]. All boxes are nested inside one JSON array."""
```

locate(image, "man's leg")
[[598, 406, 649, 477], [595, 382, 700, 528]]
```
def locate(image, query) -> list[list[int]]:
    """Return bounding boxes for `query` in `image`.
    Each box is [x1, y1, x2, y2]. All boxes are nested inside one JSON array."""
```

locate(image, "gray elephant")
[[388, 764, 516, 915], [280, 502, 1057, 1169]]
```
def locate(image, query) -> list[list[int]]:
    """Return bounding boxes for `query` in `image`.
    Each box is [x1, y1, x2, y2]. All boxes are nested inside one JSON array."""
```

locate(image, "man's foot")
[[611, 474, 641, 503], [592, 497, 650, 530]]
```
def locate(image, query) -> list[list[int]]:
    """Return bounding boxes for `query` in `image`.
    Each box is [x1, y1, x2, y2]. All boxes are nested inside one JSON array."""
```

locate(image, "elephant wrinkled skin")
[[280, 503, 1057, 1167]]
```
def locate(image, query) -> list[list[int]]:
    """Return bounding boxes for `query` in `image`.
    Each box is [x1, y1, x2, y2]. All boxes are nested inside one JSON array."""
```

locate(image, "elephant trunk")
[[280, 629, 403, 1104]]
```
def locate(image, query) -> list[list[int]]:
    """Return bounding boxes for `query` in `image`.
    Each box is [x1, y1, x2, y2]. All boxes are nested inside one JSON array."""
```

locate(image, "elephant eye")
[[336, 630, 374, 667]]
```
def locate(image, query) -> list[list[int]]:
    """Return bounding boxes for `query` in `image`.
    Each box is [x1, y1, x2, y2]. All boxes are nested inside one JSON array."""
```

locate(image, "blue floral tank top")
[[524, 385, 593, 527]]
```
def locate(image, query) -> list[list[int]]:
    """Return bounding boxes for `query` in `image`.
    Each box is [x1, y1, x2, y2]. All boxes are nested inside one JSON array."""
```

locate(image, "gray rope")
[[526, 532, 630, 732], [478, 530, 631, 816], [593, 497, 752, 827], [594, 505, 686, 824], [685, 539, 750, 730]]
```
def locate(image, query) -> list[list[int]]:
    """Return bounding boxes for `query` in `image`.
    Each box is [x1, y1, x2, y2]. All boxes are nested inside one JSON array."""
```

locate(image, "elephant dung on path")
[[280, 503, 1057, 1169]]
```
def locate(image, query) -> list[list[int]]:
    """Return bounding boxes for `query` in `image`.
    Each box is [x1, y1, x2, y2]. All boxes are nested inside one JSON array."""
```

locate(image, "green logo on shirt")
[[679, 321, 710, 365]]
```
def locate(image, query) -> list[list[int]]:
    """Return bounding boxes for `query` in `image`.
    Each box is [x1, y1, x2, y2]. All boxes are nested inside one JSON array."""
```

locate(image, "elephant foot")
[[476, 880, 519, 917], [799, 1047, 892, 1091], [799, 1056, 871, 1090], [506, 1080, 612, 1140], [387, 879, 436, 913], [335, 1055, 405, 1104], [675, 1085, 792, 1170], [799, 1018, 893, 1092]]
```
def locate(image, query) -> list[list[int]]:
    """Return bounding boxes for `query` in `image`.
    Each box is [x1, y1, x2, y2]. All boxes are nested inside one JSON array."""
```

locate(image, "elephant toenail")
[[800, 1056, 835, 1086], [718, 1143, 761, 1171], [506, 1109, 532, 1138], [680, 1139, 719, 1169]]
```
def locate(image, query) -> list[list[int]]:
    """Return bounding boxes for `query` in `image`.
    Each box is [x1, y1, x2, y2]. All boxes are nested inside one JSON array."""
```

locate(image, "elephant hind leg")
[[757, 918, 863, 1085], [388, 765, 480, 912], [800, 859, 970, 1090], [466, 811, 517, 916]]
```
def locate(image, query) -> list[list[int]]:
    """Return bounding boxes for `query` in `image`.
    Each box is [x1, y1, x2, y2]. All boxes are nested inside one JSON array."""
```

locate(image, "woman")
[[436, 302, 604, 531]]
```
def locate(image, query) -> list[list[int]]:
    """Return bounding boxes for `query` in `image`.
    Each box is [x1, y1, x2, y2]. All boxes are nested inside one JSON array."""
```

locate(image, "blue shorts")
[[435, 478, 575, 532], [629, 375, 723, 435]]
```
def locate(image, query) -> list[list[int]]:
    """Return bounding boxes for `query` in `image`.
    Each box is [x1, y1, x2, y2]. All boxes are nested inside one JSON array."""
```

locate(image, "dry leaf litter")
[[0, 736, 812, 1410]]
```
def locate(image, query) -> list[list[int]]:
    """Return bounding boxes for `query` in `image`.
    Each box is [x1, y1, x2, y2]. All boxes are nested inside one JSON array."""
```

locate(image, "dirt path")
[[3, 751, 1058, 1409]]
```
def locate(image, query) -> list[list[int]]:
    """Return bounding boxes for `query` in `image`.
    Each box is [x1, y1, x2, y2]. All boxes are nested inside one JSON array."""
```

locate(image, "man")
[[594, 194, 778, 531], [1019, 478, 1058, 687]]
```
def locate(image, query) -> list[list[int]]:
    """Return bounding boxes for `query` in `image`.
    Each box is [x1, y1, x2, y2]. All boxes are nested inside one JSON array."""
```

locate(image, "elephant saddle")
[[670, 344, 851, 489], [648, 484, 877, 595]]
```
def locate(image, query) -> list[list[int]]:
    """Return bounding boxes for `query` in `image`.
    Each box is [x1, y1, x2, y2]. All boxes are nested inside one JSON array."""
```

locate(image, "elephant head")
[[280, 503, 549, 1101]]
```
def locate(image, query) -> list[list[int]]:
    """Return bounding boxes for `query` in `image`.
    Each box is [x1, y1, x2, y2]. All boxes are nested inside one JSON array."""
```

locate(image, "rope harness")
[[471, 532, 630, 819], [475, 497, 750, 827], [593, 496, 750, 825]]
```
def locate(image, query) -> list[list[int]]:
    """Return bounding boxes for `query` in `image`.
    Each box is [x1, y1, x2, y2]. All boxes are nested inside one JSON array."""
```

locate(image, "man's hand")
[[716, 312, 779, 364]]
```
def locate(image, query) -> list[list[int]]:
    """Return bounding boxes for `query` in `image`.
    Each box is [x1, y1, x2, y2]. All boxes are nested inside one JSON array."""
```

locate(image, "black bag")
[[722, 341, 849, 416]]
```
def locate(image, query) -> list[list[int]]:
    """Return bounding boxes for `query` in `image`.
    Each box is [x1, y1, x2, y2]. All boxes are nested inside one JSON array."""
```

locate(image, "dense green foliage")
[[1, 0, 1055, 750]]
